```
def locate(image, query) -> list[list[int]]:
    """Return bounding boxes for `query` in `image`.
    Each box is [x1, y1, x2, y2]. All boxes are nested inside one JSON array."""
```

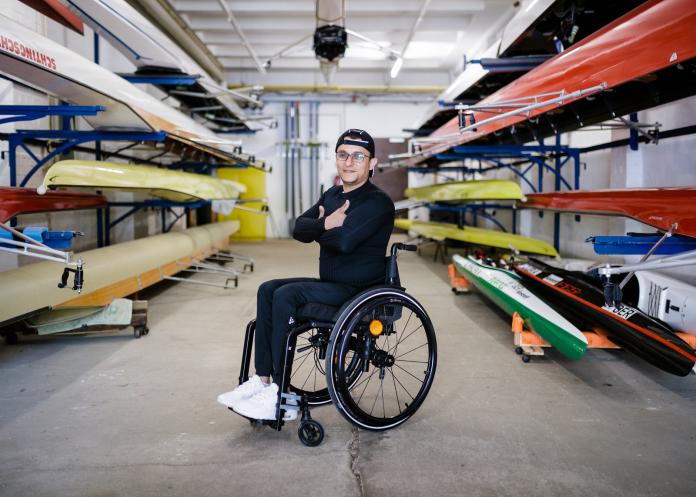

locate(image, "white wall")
[[242, 99, 433, 238]]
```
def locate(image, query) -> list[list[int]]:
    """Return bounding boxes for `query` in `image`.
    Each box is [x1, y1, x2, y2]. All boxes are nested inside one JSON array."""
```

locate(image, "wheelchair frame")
[[233, 243, 438, 446]]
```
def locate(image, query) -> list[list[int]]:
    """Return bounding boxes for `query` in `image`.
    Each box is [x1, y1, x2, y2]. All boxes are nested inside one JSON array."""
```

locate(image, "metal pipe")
[[290, 102, 296, 222], [457, 83, 607, 134], [296, 102, 303, 213], [215, 0, 267, 75], [399, 0, 432, 60], [618, 225, 675, 289], [231, 85, 445, 94], [284, 103, 290, 214]]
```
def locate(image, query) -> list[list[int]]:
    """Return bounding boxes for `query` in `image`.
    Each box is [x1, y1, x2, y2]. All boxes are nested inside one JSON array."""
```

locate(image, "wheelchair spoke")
[[355, 368, 379, 405], [352, 365, 377, 392], [395, 341, 428, 359], [388, 367, 416, 402], [291, 349, 313, 378], [368, 377, 383, 416], [392, 309, 414, 356], [389, 366, 401, 413], [392, 362, 426, 385], [313, 359, 318, 392], [389, 322, 424, 355], [288, 328, 332, 404]]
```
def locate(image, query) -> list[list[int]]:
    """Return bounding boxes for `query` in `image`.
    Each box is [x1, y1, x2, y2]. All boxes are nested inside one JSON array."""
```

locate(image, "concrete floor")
[[1, 238, 695, 497]]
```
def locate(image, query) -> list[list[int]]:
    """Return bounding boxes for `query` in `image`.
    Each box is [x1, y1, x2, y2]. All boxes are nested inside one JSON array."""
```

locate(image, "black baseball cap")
[[335, 128, 375, 157]]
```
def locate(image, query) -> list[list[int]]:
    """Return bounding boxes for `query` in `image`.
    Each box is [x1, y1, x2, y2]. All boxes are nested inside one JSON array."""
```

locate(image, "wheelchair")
[[233, 243, 437, 446]]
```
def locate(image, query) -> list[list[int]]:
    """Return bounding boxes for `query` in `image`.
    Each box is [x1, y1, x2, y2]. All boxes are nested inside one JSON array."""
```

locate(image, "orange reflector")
[[369, 319, 384, 336]]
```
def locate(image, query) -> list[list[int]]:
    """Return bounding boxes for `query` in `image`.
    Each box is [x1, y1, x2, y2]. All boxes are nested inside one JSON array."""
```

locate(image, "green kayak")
[[453, 254, 587, 360]]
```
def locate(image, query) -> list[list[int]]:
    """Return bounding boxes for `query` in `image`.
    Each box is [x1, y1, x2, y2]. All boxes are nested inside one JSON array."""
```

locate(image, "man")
[[217, 129, 395, 420]]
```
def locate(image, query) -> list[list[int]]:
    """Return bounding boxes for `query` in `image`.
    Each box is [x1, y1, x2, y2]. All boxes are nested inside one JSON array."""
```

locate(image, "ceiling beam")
[[173, 0, 488, 14], [186, 15, 472, 32]]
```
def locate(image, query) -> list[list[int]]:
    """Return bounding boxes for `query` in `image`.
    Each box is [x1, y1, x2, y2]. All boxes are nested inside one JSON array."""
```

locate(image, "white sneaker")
[[217, 375, 267, 408], [234, 383, 280, 420]]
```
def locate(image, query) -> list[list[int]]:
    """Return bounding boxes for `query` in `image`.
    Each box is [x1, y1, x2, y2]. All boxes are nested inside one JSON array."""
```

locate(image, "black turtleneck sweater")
[[293, 181, 395, 288]]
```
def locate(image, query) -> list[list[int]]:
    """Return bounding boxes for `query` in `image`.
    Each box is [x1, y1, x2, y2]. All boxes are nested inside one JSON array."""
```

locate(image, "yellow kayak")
[[395, 218, 558, 256], [405, 180, 524, 202], [39, 160, 246, 202], [0, 221, 239, 324]]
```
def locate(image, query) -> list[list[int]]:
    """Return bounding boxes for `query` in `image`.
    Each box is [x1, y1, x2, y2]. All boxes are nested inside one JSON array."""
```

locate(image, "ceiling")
[[171, 0, 515, 88]]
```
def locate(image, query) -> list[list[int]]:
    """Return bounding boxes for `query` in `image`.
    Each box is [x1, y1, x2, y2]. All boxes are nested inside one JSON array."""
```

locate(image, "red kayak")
[[523, 187, 696, 238], [0, 187, 107, 223]]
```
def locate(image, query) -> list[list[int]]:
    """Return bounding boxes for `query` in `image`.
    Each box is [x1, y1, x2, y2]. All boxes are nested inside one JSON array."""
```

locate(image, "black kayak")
[[513, 259, 696, 376]]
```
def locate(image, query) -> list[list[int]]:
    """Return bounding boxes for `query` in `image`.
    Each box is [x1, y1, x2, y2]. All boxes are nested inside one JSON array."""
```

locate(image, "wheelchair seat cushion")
[[296, 302, 340, 323]]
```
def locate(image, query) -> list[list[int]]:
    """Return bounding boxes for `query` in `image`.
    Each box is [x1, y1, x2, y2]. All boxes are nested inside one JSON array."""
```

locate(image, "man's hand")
[[324, 200, 349, 230]]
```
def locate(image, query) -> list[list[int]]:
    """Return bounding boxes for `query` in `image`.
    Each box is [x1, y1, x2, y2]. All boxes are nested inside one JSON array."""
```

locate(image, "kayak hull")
[[396, 219, 558, 257], [514, 260, 696, 376], [453, 254, 587, 360]]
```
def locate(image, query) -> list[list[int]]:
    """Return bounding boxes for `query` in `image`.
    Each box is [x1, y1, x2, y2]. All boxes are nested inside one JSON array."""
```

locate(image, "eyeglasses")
[[336, 151, 369, 162]]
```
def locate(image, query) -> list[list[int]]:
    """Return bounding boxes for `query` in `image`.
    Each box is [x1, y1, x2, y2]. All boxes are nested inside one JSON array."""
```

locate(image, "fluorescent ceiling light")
[[404, 41, 455, 59]]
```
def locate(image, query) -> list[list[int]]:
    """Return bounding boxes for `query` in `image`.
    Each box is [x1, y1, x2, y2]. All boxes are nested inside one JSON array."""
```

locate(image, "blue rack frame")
[[1, 104, 171, 242], [119, 73, 202, 86], [427, 203, 517, 234], [409, 141, 581, 252], [0, 105, 105, 125], [106, 200, 210, 245], [8, 129, 167, 188]]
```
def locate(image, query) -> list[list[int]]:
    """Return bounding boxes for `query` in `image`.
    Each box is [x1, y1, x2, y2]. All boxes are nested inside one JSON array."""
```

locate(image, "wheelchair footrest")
[[227, 407, 284, 430], [279, 392, 301, 414]]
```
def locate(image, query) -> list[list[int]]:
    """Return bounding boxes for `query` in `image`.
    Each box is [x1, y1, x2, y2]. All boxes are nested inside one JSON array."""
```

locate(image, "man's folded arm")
[[319, 198, 394, 253], [293, 197, 325, 243]]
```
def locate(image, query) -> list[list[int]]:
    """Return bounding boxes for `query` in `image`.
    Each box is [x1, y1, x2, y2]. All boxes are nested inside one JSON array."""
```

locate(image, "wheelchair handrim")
[[326, 290, 437, 431]]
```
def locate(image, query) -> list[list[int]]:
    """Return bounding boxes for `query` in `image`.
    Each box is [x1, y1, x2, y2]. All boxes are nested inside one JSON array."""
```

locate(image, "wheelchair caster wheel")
[[521, 354, 530, 363], [298, 420, 324, 447], [515, 347, 523, 355]]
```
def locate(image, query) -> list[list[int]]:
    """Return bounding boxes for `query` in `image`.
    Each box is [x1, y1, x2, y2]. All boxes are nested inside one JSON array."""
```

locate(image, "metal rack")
[[408, 140, 580, 251]]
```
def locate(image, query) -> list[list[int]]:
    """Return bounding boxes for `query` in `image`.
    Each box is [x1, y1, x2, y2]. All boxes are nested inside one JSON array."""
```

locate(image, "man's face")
[[335, 143, 377, 187]]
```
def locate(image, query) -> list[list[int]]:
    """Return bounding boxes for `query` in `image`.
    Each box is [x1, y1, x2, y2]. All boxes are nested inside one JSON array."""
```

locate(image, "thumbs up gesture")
[[324, 200, 350, 230]]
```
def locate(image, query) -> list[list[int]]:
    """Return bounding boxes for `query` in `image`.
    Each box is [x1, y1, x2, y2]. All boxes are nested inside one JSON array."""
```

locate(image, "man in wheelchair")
[[218, 130, 436, 446], [218, 129, 395, 420]]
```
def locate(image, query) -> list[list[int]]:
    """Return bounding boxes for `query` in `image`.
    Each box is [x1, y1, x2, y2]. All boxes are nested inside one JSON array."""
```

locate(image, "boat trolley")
[[232, 243, 438, 446]]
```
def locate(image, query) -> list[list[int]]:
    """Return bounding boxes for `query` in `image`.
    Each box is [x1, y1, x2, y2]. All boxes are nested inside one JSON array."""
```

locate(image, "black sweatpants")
[[254, 278, 358, 383]]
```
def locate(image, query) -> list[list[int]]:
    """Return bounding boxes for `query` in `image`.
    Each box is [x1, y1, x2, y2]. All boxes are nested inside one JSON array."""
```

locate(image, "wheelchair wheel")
[[326, 289, 437, 431], [291, 327, 363, 405]]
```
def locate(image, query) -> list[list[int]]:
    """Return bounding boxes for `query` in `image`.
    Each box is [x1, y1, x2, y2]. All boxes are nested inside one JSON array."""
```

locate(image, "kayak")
[[40, 160, 246, 202], [405, 180, 524, 202], [453, 254, 587, 360], [396, 218, 558, 257], [513, 259, 696, 376]]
